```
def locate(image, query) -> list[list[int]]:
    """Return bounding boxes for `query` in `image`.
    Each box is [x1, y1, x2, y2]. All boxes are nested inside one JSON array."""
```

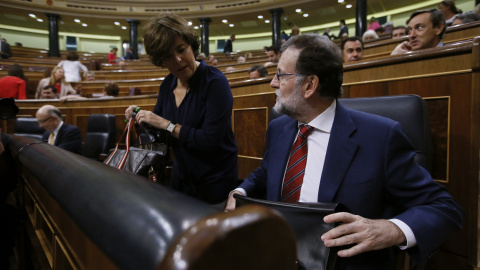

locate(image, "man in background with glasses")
[[225, 34, 463, 269], [36, 105, 82, 154]]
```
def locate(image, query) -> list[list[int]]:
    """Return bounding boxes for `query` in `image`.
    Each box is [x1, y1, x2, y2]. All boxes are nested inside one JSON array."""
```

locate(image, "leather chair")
[[338, 95, 432, 172], [83, 114, 116, 160], [14, 117, 45, 141]]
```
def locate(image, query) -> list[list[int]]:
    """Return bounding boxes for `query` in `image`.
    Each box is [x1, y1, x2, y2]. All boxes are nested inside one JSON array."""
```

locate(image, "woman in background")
[[35, 66, 76, 99], [57, 52, 88, 82], [125, 13, 238, 204], [0, 64, 27, 99], [108, 47, 118, 64]]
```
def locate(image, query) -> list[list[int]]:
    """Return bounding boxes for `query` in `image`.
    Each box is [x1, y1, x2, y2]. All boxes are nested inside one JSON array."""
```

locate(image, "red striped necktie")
[[281, 124, 313, 203]]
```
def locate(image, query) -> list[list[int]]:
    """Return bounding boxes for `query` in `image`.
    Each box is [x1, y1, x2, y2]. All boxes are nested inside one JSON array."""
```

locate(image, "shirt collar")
[[52, 121, 64, 135], [298, 99, 336, 134]]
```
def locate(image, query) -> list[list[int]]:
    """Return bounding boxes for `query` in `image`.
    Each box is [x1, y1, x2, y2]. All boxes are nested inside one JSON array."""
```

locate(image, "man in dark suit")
[[36, 105, 83, 155], [223, 34, 235, 59], [0, 36, 12, 59], [337, 19, 349, 39], [225, 34, 463, 269]]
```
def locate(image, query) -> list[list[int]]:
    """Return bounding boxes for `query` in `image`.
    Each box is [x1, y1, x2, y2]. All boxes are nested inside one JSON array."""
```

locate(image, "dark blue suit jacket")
[[240, 102, 463, 267], [42, 123, 83, 155]]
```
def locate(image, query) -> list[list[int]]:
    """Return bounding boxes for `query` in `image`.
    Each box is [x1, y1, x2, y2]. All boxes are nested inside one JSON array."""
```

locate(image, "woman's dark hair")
[[66, 51, 79, 61], [7, 64, 25, 79], [104, 82, 119, 97], [281, 34, 343, 99], [143, 12, 200, 67]]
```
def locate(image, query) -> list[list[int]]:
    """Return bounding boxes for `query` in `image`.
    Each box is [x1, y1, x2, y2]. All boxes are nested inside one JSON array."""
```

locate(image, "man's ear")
[[435, 23, 445, 36], [304, 75, 319, 99]]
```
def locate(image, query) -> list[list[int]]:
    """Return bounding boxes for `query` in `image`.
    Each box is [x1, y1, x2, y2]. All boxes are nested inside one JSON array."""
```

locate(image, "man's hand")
[[224, 190, 243, 212], [391, 41, 412, 55], [321, 212, 406, 257]]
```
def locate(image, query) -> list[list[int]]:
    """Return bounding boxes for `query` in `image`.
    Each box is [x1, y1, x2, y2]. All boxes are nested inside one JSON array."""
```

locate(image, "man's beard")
[[274, 84, 303, 117]]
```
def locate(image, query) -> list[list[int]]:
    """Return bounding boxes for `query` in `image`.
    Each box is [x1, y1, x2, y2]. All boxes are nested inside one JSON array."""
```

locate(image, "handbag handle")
[[104, 116, 135, 169]]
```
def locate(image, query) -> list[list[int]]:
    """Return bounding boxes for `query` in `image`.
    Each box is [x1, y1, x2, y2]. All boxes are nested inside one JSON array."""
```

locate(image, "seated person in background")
[[475, 4, 480, 16], [383, 22, 394, 34], [392, 26, 407, 39], [225, 34, 464, 268], [452, 12, 480, 25], [391, 9, 446, 55], [56, 51, 88, 82], [102, 82, 119, 98], [438, 0, 461, 25], [211, 58, 219, 66], [237, 56, 246, 64], [207, 54, 215, 62], [40, 85, 58, 99], [83, 71, 95, 81], [341, 36, 364, 63], [374, 27, 386, 36], [264, 45, 281, 67], [35, 66, 77, 99], [362, 30, 378, 42], [125, 47, 134, 60], [36, 105, 83, 155], [248, 65, 268, 79], [225, 66, 236, 72], [0, 64, 27, 100]]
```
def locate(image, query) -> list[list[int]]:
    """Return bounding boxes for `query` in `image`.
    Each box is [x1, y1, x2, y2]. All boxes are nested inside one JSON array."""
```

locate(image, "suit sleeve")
[[384, 122, 464, 263], [57, 126, 83, 155]]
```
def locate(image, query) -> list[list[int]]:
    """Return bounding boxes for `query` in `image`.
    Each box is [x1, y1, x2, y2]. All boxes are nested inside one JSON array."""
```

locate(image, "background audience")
[[248, 65, 268, 79], [108, 47, 118, 64], [439, 0, 462, 25], [452, 11, 480, 25], [362, 30, 378, 42], [341, 36, 364, 63], [0, 64, 27, 99], [0, 35, 12, 59], [35, 66, 77, 99], [83, 71, 96, 81], [391, 9, 446, 55], [392, 26, 407, 39], [57, 51, 88, 82]]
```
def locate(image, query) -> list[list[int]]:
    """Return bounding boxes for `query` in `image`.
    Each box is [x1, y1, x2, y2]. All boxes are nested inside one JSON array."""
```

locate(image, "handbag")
[[234, 194, 350, 270], [104, 116, 168, 184]]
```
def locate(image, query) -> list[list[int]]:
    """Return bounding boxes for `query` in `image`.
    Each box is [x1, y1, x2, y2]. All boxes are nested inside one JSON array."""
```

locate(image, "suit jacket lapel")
[[54, 124, 66, 146], [317, 102, 358, 202], [267, 117, 298, 201]]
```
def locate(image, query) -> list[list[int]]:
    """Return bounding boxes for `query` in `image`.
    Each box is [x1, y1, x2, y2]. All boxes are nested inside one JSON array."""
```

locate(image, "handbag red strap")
[[104, 117, 134, 169]]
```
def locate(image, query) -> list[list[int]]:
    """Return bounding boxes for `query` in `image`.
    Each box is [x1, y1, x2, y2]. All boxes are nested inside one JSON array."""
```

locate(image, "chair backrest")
[[83, 114, 116, 160], [14, 117, 45, 141], [338, 95, 432, 173], [270, 95, 432, 173]]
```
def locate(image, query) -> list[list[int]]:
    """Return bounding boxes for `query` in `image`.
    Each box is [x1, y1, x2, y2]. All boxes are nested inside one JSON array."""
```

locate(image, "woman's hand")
[[136, 110, 169, 130], [125, 105, 138, 120]]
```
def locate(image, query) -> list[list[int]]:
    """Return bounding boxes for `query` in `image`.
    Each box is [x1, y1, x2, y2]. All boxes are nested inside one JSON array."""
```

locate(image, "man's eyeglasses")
[[275, 70, 305, 82], [38, 117, 51, 124]]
